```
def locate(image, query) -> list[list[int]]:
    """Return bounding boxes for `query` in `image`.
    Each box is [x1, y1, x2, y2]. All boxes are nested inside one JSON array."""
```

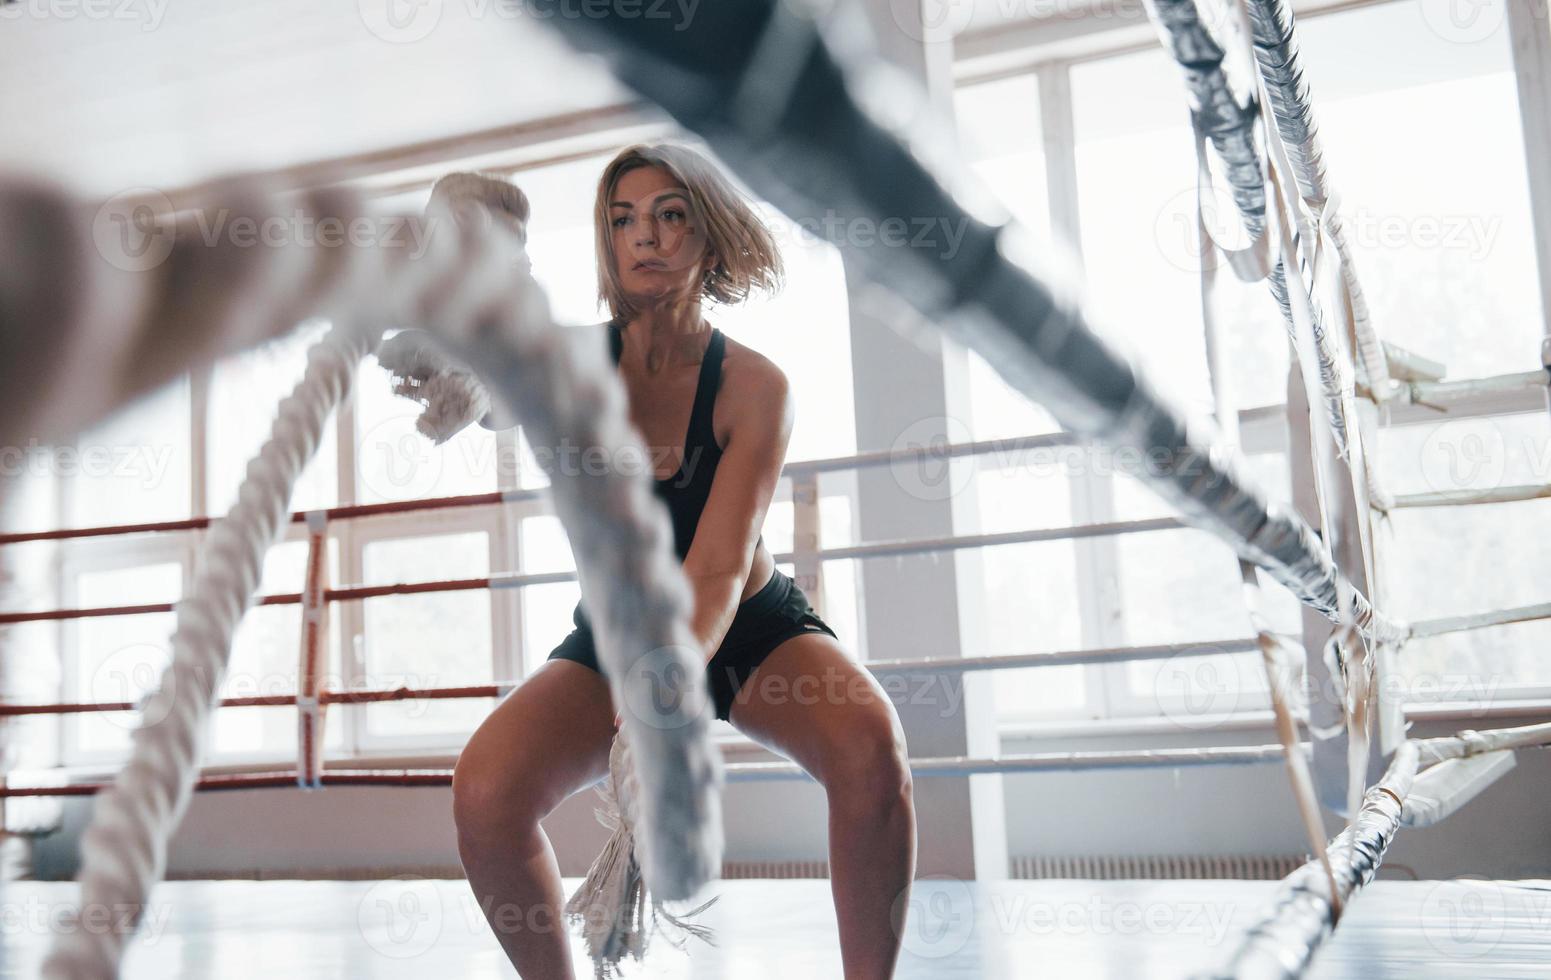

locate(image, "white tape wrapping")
[[297, 511, 330, 791]]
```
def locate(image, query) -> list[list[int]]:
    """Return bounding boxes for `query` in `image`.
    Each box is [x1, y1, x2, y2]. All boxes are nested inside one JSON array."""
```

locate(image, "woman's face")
[[608, 164, 712, 311]]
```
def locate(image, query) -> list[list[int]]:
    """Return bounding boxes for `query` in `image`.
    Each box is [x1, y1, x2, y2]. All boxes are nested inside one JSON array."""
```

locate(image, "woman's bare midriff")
[[741, 542, 777, 604]]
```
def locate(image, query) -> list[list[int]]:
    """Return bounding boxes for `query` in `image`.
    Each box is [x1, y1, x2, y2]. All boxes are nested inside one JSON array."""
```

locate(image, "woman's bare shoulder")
[[721, 332, 789, 400]]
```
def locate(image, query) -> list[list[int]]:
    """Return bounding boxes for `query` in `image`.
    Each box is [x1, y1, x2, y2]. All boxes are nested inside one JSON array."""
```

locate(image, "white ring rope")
[[42, 320, 378, 980], [1206, 720, 1551, 978]]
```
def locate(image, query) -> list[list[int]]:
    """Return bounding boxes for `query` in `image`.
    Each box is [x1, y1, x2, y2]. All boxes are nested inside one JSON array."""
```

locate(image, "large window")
[[954, 58, 1293, 723], [21, 0, 1551, 775], [70, 379, 192, 527], [1380, 413, 1551, 696], [952, 0, 1549, 723], [1295, 0, 1543, 378], [33, 137, 861, 767]]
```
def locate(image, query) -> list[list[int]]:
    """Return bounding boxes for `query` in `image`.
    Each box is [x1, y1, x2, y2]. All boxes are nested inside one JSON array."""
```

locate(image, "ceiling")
[[0, 0, 633, 198]]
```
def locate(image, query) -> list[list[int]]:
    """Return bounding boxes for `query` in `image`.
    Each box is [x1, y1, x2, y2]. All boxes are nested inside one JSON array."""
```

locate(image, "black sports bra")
[[571, 322, 766, 633], [607, 320, 727, 561]]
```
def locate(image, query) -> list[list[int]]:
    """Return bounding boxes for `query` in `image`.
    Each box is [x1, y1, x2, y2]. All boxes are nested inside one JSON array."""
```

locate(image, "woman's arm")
[[680, 353, 793, 662]]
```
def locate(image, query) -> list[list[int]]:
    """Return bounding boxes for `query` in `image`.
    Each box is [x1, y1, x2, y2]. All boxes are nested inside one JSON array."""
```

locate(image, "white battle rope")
[[11, 181, 723, 977], [0, 180, 362, 452], [411, 233, 723, 902], [41, 321, 378, 979]]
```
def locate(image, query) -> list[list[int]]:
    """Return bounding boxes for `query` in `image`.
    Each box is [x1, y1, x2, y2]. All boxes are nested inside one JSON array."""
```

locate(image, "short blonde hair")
[[427, 171, 530, 242], [594, 143, 782, 322]]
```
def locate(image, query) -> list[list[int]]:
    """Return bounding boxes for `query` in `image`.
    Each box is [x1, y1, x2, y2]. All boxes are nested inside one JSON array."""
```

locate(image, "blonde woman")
[[451, 145, 916, 978]]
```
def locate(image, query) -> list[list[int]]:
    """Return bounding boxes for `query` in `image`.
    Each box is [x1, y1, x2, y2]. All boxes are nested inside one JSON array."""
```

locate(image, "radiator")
[[1011, 853, 1307, 881], [164, 861, 837, 881], [721, 860, 831, 879]]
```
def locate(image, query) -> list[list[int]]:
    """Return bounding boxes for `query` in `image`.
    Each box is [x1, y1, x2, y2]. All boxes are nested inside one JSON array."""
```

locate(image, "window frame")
[[38, 0, 1551, 773], [951, 0, 1551, 727]]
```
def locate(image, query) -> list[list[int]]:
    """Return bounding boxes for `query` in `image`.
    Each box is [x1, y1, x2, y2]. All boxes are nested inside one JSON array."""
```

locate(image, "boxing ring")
[[4, 0, 1551, 977]]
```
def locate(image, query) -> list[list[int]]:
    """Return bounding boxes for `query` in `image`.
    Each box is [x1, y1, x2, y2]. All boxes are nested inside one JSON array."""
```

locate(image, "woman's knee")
[[452, 747, 561, 846], [820, 710, 913, 809], [450, 663, 614, 848]]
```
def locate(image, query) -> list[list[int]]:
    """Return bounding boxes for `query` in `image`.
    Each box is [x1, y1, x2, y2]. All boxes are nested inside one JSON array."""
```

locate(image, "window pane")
[[978, 541, 1086, 718], [521, 579, 581, 676], [1379, 414, 1551, 691], [1071, 50, 1215, 418], [514, 428, 550, 491], [216, 539, 342, 756], [70, 378, 190, 526], [519, 514, 575, 575], [1379, 413, 1550, 498], [1069, 49, 1294, 415], [814, 557, 862, 662], [209, 322, 338, 514], [1380, 422, 1551, 691], [960, 343, 1062, 441], [943, 70, 1080, 721], [954, 73, 1061, 439], [973, 454, 1075, 533], [1390, 500, 1551, 692], [1115, 529, 1286, 714], [362, 532, 491, 736], [771, 483, 860, 657], [517, 514, 579, 670], [1295, 0, 1541, 378], [763, 498, 794, 556], [955, 72, 1052, 245], [521, 152, 616, 326], [1108, 450, 1293, 717], [1403, 622, 1551, 703], [72, 562, 181, 755], [927, 68, 1087, 719], [714, 205, 856, 464]]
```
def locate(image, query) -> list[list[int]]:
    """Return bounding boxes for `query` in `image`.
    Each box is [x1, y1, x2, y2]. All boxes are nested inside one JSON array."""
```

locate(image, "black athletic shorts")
[[547, 568, 837, 722]]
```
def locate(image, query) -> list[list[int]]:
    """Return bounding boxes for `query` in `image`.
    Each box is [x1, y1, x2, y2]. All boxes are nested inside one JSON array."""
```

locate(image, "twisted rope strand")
[[42, 321, 378, 979], [26, 185, 723, 977]]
